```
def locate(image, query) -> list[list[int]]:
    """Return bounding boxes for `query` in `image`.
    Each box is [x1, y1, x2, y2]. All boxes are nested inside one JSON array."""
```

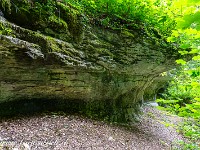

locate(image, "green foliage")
[[167, 0, 200, 62], [0, 23, 12, 35], [161, 3, 200, 136], [0, 0, 11, 13], [156, 61, 200, 149], [156, 0, 200, 136], [180, 121, 200, 141], [174, 140, 200, 150], [63, 0, 175, 37], [1, 0, 198, 41], [157, 61, 200, 117]]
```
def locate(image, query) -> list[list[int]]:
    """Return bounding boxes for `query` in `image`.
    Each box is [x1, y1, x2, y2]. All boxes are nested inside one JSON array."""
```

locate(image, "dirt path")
[[0, 105, 185, 150]]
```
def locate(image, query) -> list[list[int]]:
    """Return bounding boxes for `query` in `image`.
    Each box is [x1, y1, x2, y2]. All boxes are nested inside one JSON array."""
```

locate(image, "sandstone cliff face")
[[0, 2, 178, 122]]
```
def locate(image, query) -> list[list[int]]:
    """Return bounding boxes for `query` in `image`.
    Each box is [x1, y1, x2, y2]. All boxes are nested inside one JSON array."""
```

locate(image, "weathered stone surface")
[[0, 6, 178, 122]]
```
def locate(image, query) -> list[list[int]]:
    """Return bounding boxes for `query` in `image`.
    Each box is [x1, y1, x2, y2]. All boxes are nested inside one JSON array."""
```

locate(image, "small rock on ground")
[[0, 105, 185, 150]]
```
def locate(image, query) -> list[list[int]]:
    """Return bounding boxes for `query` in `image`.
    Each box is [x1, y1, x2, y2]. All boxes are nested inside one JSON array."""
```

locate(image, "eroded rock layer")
[[0, 1, 177, 122]]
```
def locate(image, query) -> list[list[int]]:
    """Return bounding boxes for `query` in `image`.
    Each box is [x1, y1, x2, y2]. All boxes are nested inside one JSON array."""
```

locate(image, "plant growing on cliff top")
[[74, 0, 175, 36], [3, 0, 176, 38], [0, 0, 11, 13]]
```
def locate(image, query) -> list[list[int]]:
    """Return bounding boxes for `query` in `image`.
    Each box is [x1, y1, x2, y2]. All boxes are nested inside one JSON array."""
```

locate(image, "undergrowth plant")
[[79, 0, 175, 36], [157, 61, 200, 149], [156, 1, 200, 148]]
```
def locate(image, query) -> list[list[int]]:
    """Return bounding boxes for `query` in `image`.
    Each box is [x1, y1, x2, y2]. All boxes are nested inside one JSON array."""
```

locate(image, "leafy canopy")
[[167, 0, 200, 63]]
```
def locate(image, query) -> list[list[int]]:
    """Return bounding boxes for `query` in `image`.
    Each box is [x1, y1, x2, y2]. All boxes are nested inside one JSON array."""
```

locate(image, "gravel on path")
[[0, 105, 185, 150]]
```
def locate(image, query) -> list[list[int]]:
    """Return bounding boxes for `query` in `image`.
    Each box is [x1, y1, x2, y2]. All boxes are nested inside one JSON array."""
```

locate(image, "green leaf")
[[189, 49, 199, 54], [179, 50, 189, 55], [172, 30, 180, 37], [176, 59, 187, 65], [194, 98, 200, 102], [167, 36, 176, 42], [188, 0, 200, 4], [178, 12, 200, 30], [192, 55, 200, 60], [174, 104, 180, 109], [180, 43, 191, 49], [158, 16, 167, 23]]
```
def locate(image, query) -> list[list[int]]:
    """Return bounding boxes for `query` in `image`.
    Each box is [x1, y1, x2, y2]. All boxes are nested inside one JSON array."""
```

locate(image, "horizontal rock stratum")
[[0, 1, 178, 122]]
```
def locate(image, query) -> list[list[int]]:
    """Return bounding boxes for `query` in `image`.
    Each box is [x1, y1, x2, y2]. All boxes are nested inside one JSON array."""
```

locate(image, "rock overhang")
[[0, 2, 180, 122]]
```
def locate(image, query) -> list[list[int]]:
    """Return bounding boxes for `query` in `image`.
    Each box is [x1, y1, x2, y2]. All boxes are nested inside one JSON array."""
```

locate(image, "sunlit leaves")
[[180, 44, 191, 49], [188, 0, 200, 4], [194, 97, 200, 102], [166, 0, 200, 61], [161, 60, 200, 120], [78, 0, 174, 36], [185, 28, 198, 35], [171, 30, 180, 37], [191, 82, 200, 87], [167, 36, 176, 42], [117, 0, 123, 3], [193, 55, 200, 60], [178, 50, 189, 55], [157, 53, 200, 147], [178, 12, 200, 30], [176, 59, 187, 65]]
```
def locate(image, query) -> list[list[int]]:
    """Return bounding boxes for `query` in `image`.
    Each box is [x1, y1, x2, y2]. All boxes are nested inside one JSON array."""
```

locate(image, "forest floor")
[[0, 104, 186, 150]]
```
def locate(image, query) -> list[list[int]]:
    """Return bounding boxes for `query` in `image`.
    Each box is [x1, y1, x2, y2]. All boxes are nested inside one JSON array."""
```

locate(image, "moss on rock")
[[0, 0, 180, 123]]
